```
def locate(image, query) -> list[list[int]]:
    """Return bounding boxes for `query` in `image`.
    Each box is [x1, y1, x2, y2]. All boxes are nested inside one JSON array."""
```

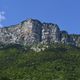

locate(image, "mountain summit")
[[0, 18, 80, 47]]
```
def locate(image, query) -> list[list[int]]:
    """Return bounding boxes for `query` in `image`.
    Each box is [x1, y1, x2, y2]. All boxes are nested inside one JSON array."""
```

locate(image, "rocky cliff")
[[0, 18, 80, 47]]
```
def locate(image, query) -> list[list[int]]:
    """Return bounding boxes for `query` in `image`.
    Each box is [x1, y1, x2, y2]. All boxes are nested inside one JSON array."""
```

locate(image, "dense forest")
[[0, 44, 80, 80]]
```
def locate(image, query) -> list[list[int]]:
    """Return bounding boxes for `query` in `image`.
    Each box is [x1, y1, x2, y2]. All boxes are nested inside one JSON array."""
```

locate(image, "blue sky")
[[0, 0, 80, 34]]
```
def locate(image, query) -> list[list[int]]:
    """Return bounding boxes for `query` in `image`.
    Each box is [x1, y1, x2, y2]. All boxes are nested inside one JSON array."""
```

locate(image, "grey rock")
[[0, 19, 42, 45], [42, 23, 60, 43], [0, 18, 79, 47]]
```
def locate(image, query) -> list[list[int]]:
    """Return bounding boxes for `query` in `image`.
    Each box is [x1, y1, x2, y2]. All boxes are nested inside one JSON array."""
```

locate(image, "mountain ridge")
[[0, 19, 80, 80], [0, 18, 80, 47]]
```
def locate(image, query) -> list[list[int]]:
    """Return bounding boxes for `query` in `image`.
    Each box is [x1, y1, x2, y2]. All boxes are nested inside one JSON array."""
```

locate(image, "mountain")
[[0, 18, 80, 47], [0, 18, 80, 80]]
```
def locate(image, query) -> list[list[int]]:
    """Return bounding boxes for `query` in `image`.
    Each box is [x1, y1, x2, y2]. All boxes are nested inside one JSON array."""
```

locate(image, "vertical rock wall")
[[42, 23, 60, 43]]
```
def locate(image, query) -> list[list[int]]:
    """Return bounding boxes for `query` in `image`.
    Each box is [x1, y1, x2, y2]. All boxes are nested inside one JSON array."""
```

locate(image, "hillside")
[[0, 19, 80, 80], [0, 44, 80, 80]]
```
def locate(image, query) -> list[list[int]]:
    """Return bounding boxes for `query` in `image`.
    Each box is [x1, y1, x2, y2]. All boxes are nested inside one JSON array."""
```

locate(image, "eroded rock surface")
[[0, 18, 80, 47]]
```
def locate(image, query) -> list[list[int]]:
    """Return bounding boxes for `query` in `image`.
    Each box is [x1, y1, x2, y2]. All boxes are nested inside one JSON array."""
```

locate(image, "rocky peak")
[[21, 18, 42, 25], [0, 18, 79, 47]]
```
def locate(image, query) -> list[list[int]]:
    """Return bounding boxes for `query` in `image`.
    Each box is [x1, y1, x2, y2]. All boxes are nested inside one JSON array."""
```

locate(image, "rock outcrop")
[[42, 23, 60, 43], [0, 18, 80, 47], [0, 19, 42, 45]]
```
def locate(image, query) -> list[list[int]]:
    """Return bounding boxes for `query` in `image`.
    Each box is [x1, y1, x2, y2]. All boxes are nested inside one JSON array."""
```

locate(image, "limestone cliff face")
[[42, 23, 60, 43], [0, 19, 42, 45], [0, 18, 80, 47]]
